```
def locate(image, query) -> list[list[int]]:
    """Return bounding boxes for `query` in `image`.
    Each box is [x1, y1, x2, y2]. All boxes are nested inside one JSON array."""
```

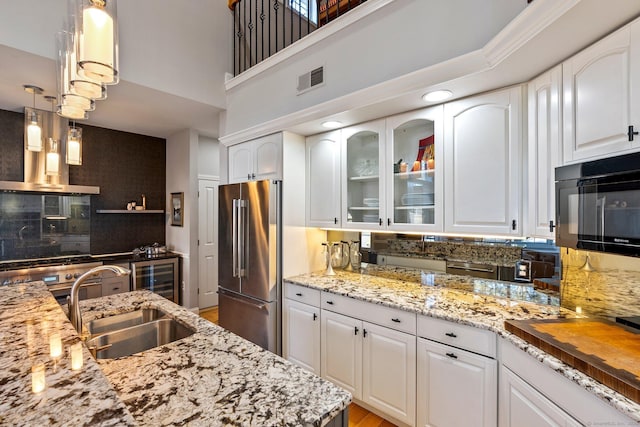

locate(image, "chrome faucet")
[[69, 265, 131, 336]]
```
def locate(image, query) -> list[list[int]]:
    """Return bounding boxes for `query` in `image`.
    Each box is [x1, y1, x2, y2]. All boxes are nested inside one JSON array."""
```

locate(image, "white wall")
[[198, 136, 220, 177], [166, 129, 199, 309], [224, 0, 525, 135]]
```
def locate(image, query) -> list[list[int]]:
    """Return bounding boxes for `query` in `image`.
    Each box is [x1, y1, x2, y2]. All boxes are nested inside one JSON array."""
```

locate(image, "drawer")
[[285, 282, 321, 307], [417, 315, 496, 358], [102, 277, 130, 296], [321, 292, 416, 335]]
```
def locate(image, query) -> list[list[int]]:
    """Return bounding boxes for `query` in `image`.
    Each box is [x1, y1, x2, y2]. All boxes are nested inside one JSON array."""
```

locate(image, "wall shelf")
[[96, 209, 165, 214]]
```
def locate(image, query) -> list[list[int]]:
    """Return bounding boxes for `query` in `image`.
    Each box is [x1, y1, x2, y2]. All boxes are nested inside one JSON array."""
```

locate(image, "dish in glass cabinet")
[[401, 193, 434, 206], [363, 198, 379, 207]]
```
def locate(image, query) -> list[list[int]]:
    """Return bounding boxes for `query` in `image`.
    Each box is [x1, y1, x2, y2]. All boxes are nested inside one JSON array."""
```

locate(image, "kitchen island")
[[285, 265, 640, 424], [0, 283, 351, 426]]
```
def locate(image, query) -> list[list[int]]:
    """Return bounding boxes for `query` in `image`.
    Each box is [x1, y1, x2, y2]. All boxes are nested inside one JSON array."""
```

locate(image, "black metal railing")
[[231, 0, 366, 76]]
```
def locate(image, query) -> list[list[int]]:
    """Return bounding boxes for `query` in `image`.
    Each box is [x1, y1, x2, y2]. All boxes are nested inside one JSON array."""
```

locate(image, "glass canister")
[[349, 240, 361, 270]]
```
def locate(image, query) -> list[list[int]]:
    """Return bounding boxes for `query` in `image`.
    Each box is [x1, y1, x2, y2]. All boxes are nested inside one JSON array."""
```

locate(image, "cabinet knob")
[[363, 329, 367, 338], [549, 220, 556, 232], [379, 218, 383, 226], [334, 217, 338, 225], [446, 352, 458, 359], [511, 219, 517, 231], [354, 326, 359, 335], [251, 173, 256, 179], [628, 125, 639, 141], [313, 313, 317, 321], [387, 218, 391, 226], [445, 332, 457, 338], [247, 173, 251, 180]]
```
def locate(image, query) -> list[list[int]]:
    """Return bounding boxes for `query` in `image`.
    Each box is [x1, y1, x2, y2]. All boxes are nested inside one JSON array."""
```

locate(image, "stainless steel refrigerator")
[[218, 179, 282, 355]]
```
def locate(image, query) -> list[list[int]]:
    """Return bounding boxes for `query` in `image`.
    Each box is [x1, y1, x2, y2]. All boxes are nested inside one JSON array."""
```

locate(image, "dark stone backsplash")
[[0, 108, 166, 257]]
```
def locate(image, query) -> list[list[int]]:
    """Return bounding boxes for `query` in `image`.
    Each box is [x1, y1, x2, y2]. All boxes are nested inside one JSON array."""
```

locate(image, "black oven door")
[[577, 173, 640, 255]]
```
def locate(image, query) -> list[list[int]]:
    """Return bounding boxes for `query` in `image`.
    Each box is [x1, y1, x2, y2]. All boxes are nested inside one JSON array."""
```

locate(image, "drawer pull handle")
[[326, 301, 334, 305], [313, 313, 317, 321], [445, 332, 457, 338], [391, 318, 401, 323], [295, 292, 302, 296], [446, 352, 458, 359]]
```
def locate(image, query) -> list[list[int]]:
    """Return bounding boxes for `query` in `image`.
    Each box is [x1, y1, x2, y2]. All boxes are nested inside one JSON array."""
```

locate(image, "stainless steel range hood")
[[0, 107, 99, 195]]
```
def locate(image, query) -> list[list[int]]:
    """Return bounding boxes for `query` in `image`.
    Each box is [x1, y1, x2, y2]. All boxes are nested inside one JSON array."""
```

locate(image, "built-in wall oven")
[[556, 151, 640, 256], [130, 257, 179, 303]]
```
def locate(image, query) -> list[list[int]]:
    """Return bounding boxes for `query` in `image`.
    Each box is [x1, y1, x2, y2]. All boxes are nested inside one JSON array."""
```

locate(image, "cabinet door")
[[385, 106, 444, 233], [253, 134, 283, 181], [528, 66, 562, 239], [563, 24, 635, 162], [321, 310, 362, 399], [306, 130, 341, 227], [417, 338, 497, 427], [341, 119, 386, 230], [362, 322, 416, 426], [499, 366, 581, 427], [444, 87, 522, 235], [283, 299, 321, 375], [228, 143, 253, 184]]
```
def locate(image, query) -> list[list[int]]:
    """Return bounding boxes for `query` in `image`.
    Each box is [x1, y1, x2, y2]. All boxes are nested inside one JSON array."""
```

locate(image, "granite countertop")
[[0, 284, 351, 426], [284, 265, 640, 422]]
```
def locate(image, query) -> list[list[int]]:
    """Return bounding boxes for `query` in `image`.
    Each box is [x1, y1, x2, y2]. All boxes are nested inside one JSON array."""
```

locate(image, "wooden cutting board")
[[504, 318, 640, 404]]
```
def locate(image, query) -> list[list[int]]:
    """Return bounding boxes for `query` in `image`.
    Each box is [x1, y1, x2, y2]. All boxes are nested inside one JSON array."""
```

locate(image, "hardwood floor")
[[198, 307, 397, 427]]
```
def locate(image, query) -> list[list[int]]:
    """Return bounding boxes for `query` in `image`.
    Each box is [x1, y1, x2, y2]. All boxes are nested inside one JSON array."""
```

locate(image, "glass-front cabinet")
[[386, 106, 444, 232], [341, 119, 386, 229]]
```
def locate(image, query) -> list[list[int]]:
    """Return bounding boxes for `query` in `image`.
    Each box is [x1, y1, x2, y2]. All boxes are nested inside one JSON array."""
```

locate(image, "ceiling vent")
[[297, 66, 324, 95]]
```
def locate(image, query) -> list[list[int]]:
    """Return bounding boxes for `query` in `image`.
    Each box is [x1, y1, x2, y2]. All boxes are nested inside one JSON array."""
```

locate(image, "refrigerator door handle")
[[238, 199, 247, 278], [232, 199, 239, 278], [217, 289, 266, 310]]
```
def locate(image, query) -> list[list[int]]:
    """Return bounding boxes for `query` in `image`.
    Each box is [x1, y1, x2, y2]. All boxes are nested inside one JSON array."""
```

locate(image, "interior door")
[[198, 179, 219, 309]]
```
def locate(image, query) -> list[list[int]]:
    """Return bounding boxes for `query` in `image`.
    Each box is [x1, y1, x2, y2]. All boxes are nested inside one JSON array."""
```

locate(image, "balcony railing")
[[229, 0, 367, 76]]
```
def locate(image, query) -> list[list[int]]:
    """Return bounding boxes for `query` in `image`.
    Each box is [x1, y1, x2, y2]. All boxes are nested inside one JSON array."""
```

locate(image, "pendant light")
[[56, 30, 93, 120], [24, 85, 44, 152], [75, 0, 119, 85], [67, 123, 83, 165], [44, 96, 61, 176]]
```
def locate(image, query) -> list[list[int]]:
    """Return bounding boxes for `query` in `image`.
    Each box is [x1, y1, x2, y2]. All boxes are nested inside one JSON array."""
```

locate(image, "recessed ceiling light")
[[422, 90, 453, 102], [322, 120, 342, 129]]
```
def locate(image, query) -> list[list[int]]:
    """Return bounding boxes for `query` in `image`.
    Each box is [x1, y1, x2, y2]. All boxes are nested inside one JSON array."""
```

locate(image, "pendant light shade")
[[46, 138, 61, 176], [75, 0, 119, 85], [57, 29, 106, 102], [24, 85, 44, 152], [56, 30, 96, 121], [66, 126, 83, 165]]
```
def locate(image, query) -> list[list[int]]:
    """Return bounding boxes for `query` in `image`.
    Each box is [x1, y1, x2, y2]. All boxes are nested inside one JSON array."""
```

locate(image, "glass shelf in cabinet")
[[394, 205, 435, 210], [349, 175, 379, 182], [393, 170, 434, 181]]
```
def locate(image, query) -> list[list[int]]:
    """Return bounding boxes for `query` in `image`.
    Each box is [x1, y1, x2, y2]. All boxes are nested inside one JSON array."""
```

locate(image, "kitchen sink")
[[86, 318, 196, 359], [87, 308, 170, 336]]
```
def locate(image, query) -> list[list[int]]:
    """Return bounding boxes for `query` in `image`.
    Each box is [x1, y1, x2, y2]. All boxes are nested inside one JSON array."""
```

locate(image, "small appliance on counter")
[[514, 248, 558, 283]]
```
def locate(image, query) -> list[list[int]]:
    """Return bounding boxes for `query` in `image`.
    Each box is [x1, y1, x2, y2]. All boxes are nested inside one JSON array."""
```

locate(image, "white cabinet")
[[444, 86, 522, 235], [417, 338, 497, 427], [321, 300, 416, 426], [283, 298, 321, 375], [416, 315, 497, 427], [499, 366, 580, 427], [562, 21, 640, 163], [228, 133, 283, 183], [283, 283, 321, 375], [385, 106, 444, 232], [306, 130, 341, 227], [341, 119, 386, 229], [527, 65, 562, 239]]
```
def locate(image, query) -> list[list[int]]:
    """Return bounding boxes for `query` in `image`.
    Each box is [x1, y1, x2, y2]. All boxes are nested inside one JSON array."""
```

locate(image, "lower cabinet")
[[101, 262, 131, 296], [321, 309, 416, 426], [416, 337, 497, 427], [499, 365, 580, 427], [283, 298, 320, 375]]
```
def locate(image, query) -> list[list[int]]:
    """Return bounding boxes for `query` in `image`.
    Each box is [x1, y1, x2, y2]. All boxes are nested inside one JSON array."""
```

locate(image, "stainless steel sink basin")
[[86, 318, 195, 359], [87, 308, 169, 336]]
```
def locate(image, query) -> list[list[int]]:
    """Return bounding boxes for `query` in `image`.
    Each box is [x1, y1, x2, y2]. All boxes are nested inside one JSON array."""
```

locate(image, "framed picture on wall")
[[171, 192, 184, 227]]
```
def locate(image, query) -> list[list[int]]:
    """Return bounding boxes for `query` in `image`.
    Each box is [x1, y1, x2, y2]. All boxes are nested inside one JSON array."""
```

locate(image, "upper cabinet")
[[444, 86, 523, 236], [341, 119, 386, 230], [228, 133, 283, 183], [306, 130, 341, 228], [385, 106, 444, 233], [563, 22, 640, 163], [527, 66, 562, 239]]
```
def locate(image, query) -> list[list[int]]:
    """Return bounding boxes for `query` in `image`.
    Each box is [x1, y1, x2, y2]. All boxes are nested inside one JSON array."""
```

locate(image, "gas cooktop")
[[0, 255, 96, 271]]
